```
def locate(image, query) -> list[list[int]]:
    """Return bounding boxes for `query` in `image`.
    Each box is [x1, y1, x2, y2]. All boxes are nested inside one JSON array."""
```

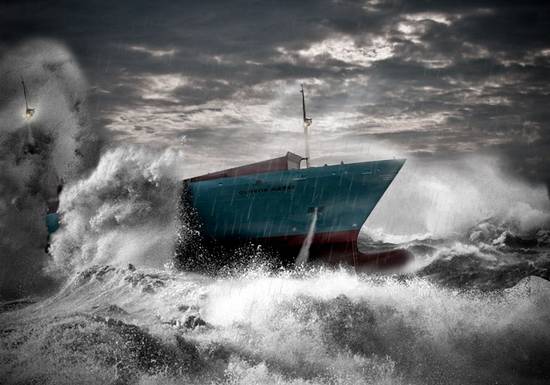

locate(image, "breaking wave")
[[48, 146, 188, 276], [2, 266, 550, 385]]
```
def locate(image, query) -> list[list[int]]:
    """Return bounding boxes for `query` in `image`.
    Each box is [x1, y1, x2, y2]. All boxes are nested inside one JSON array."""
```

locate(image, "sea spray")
[[365, 156, 550, 242], [48, 146, 189, 276]]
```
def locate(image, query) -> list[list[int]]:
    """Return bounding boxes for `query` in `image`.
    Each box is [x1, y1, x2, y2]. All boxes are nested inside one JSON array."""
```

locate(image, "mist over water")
[[2, 42, 550, 385], [366, 156, 550, 241], [0, 40, 101, 299]]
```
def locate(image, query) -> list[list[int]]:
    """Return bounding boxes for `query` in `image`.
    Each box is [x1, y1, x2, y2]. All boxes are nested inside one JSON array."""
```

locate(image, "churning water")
[[1, 41, 550, 385]]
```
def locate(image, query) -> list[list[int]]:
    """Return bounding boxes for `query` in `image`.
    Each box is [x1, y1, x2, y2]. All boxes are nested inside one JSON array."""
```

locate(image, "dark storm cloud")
[[2, 0, 550, 187]]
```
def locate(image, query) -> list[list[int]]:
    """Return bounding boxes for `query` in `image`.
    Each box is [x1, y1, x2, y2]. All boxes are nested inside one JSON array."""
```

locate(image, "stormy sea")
[[2, 43, 550, 385]]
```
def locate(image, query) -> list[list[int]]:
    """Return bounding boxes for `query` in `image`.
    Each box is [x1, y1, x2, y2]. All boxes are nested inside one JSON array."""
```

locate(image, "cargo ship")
[[180, 86, 410, 268]]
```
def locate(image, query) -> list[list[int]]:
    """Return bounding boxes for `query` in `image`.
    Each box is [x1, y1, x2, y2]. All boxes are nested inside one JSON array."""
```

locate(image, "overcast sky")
[[2, 0, 550, 187]]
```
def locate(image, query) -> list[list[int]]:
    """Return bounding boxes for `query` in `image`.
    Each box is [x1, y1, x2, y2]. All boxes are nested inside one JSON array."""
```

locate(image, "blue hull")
[[187, 159, 405, 241]]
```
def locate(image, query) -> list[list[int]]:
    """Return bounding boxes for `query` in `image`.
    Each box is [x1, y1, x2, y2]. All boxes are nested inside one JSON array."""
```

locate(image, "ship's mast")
[[300, 84, 312, 168]]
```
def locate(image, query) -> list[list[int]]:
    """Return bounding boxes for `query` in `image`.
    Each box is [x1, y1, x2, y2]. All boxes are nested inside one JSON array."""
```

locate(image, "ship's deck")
[[186, 152, 303, 182]]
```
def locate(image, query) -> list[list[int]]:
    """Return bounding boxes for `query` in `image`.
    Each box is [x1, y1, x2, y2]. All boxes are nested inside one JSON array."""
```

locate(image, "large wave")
[[49, 146, 188, 276], [1, 265, 549, 385]]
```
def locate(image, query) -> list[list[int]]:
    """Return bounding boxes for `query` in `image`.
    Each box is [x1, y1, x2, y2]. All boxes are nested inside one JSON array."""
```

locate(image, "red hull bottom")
[[257, 230, 412, 269]]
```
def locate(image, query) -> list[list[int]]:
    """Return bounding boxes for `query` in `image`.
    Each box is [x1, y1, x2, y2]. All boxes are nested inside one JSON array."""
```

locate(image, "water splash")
[[295, 207, 318, 267], [48, 146, 189, 277]]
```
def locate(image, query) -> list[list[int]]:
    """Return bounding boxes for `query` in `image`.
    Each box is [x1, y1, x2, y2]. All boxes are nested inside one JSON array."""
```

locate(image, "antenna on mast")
[[300, 84, 312, 168], [21, 77, 35, 119]]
